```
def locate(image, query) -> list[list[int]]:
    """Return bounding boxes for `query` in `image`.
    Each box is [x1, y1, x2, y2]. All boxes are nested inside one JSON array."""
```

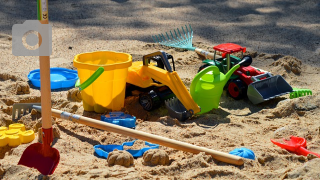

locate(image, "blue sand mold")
[[28, 67, 78, 90], [94, 140, 159, 158], [229, 147, 255, 160], [101, 112, 136, 128]]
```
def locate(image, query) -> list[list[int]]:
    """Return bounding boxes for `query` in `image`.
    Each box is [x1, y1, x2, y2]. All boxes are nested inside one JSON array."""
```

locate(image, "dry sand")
[[1, 0, 320, 179]]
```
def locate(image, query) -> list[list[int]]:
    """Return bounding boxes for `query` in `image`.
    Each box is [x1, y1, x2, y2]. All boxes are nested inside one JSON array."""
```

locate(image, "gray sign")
[[12, 20, 52, 56]]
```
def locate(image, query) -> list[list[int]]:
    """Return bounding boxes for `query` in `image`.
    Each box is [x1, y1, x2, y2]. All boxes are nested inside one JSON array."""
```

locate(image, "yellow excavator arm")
[[140, 65, 201, 114]]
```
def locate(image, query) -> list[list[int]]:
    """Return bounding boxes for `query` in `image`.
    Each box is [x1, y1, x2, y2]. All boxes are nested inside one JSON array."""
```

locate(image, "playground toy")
[[28, 67, 78, 90], [73, 51, 132, 113], [101, 112, 136, 128], [152, 25, 217, 59], [126, 52, 176, 111], [18, 0, 60, 176], [154, 26, 294, 104], [229, 147, 255, 160], [198, 43, 293, 104], [290, 88, 312, 99], [126, 51, 200, 121], [190, 56, 252, 113], [0, 124, 35, 147], [271, 136, 320, 158], [94, 140, 159, 158], [12, 103, 245, 166], [75, 66, 104, 91]]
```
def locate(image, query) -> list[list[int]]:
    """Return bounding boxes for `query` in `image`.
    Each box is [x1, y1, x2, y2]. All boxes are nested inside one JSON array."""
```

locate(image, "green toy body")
[[190, 64, 241, 114], [198, 43, 294, 104]]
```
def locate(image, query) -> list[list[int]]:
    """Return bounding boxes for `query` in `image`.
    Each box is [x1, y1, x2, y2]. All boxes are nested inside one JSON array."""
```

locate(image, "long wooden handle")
[[50, 108, 244, 165], [38, 0, 51, 129], [195, 48, 221, 60]]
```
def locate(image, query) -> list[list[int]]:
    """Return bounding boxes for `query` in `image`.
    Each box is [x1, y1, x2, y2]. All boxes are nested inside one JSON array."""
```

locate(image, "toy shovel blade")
[[271, 136, 320, 157], [18, 143, 59, 175], [270, 138, 297, 152]]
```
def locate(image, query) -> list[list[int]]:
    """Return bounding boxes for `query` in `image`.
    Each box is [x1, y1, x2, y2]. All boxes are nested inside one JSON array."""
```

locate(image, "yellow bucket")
[[73, 51, 132, 113]]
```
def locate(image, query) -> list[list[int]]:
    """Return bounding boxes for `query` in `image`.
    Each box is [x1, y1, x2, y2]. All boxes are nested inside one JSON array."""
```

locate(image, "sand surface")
[[1, 0, 320, 179]]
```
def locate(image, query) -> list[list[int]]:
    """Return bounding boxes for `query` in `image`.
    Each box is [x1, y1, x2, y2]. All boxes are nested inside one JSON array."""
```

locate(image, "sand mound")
[[107, 150, 134, 167], [270, 56, 303, 76]]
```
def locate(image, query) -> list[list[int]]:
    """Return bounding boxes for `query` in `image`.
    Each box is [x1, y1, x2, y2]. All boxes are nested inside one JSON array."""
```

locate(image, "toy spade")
[[18, 0, 60, 175], [271, 136, 320, 158]]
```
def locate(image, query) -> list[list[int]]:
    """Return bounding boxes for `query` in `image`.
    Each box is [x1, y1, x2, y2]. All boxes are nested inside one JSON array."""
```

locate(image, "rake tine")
[[181, 26, 187, 40], [165, 32, 170, 42], [153, 25, 195, 50], [185, 25, 189, 37], [157, 34, 163, 43], [161, 33, 166, 43], [170, 30, 175, 41], [174, 29, 179, 40], [152, 35, 159, 43]]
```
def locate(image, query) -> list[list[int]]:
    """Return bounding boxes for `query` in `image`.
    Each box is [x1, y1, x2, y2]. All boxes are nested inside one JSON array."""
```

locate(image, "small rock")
[[31, 109, 38, 115], [258, 157, 265, 164], [307, 153, 318, 160]]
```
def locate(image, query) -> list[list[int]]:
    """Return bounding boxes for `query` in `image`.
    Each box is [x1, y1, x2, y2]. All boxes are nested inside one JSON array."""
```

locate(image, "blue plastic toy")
[[229, 147, 255, 160], [101, 112, 136, 128], [94, 140, 159, 158], [28, 67, 78, 90]]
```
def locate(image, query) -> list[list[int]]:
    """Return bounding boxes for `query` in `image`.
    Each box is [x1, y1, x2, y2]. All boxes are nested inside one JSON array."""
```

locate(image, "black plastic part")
[[227, 79, 247, 100], [143, 51, 173, 72], [165, 97, 192, 121], [238, 56, 252, 67], [197, 64, 211, 73], [139, 90, 162, 111]]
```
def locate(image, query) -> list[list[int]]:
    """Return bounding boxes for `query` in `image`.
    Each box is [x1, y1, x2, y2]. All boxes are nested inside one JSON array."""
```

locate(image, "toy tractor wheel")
[[227, 79, 247, 100], [139, 90, 162, 111], [197, 64, 211, 73]]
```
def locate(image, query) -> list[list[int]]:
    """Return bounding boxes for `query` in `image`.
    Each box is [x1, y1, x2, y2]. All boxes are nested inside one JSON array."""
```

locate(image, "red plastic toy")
[[271, 136, 320, 157]]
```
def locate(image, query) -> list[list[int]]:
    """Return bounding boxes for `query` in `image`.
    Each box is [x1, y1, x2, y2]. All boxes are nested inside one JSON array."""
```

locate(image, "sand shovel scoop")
[[14, 103, 60, 175], [271, 136, 320, 158]]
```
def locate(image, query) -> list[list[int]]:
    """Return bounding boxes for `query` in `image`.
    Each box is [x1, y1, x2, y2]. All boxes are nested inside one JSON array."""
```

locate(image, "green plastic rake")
[[152, 25, 195, 51], [290, 88, 312, 99], [152, 25, 219, 59]]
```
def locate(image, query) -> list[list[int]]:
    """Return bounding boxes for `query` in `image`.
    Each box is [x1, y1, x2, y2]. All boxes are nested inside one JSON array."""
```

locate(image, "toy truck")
[[198, 43, 293, 104]]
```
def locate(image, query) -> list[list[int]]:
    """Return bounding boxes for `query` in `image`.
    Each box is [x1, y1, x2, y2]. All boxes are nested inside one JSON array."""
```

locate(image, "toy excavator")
[[126, 51, 201, 121], [126, 51, 252, 120]]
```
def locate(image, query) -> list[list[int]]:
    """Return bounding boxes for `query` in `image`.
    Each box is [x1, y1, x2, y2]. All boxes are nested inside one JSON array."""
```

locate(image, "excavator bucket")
[[165, 97, 192, 121], [247, 73, 293, 104]]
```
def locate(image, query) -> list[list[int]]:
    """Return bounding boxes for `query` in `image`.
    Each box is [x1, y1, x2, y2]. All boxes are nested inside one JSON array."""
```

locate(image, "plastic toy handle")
[[190, 66, 217, 96], [76, 67, 104, 90], [251, 72, 272, 82], [297, 147, 320, 158]]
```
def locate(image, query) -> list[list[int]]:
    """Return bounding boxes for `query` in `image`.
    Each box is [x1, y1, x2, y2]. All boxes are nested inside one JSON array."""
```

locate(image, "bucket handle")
[[75, 67, 104, 90], [190, 66, 218, 96]]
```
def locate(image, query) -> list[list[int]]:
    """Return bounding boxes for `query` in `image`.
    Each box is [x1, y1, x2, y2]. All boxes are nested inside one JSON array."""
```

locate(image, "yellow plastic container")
[[73, 51, 132, 113], [0, 123, 35, 147]]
